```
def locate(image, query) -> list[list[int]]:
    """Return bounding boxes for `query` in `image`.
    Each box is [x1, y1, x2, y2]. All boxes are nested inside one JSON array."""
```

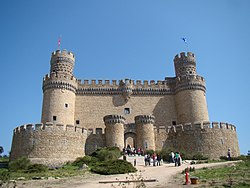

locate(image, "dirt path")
[[15, 159, 239, 188]]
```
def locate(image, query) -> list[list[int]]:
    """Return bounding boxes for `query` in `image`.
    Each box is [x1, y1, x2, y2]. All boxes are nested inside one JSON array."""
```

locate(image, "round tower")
[[103, 115, 125, 150], [174, 52, 209, 124], [135, 115, 155, 151], [41, 50, 77, 125]]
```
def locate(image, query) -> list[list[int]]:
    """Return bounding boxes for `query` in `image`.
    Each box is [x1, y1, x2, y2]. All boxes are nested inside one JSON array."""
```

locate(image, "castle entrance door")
[[124, 132, 137, 148]]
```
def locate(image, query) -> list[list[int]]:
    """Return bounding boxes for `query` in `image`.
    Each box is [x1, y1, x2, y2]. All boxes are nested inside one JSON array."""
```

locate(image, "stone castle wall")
[[74, 95, 177, 130], [10, 123, 87, 166], [161, 121, 240, 159]]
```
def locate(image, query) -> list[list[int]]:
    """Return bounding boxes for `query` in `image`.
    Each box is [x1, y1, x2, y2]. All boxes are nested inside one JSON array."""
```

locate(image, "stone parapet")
[[10, 122, 88, 166], [103, 115, 126, 125], [135, 115, 155, 124]]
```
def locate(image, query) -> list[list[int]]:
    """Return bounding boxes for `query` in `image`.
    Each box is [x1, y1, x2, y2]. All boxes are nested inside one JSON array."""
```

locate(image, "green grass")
[[189, 159, 250, 187], [0, 147, 136, 182]]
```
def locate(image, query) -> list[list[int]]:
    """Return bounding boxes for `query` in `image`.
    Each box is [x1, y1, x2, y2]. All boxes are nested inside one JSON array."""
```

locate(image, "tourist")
[[227, 148, 231, 160], [153, 153, 156, 166], [175, 152, 180, 167], [170, 151, 175, 163], [144, 154, 148, 166], [156, 153, 161, 166]]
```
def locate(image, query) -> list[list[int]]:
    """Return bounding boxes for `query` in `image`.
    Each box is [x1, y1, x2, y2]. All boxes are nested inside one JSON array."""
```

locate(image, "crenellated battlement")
[[165, 121, 237, 133], [174, 52, 196, 65], [175, 75, 206, 93], [103, 115, 126, 125], [51, 49, 75, 62], [153, 121, 237, 134], [135, 115, 155, 124], [13, 123, 88, 135], [43, 73, 77, 82], [77, 79, 172, 88]]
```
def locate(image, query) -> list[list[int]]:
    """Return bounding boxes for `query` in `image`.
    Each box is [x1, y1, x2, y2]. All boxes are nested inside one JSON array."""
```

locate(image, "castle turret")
[[174, 52, 209, 124], [104, 115, 125, 150], [41, 50, 77, 125], [135, 115, 155, 151]]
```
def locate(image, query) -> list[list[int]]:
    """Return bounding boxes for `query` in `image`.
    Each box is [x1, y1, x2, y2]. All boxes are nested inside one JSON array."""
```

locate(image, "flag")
[[58, 37, 61, 48], [181, 37, 187, 44]]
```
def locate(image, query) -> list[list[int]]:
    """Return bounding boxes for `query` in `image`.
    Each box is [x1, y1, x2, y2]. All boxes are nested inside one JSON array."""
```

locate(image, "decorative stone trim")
[[135, 115, 155, 124], [103, 115, 126, 125], [43, 81, 77, 93], [76, 88, 174, 96], [175, 83, 206, 93]]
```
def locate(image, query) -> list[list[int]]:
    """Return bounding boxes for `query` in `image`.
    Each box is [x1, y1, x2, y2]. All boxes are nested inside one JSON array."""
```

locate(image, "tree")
[[0, 146, 4, 156]]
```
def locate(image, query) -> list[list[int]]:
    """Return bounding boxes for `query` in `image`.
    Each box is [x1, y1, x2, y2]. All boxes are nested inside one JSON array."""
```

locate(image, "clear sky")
[[1, 0, 249, 155]]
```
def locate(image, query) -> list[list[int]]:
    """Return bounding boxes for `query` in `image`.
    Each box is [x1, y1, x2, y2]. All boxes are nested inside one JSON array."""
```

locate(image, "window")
[[65, 103, 68, 108], [172, 121, 176, 125], [124, 108, 131, 114], [53, 116, 57, 121], [76, 120, 80, 125], [96, 128, 102, 134]]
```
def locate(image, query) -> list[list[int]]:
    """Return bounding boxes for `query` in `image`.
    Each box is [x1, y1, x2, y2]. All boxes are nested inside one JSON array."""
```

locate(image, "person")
[[227, 148, 231, 160], [134, 159, 136, 166], [144, 154, 148, 166], [170, 151, 175, 163], [147, 154, 151, 166], [157, 153, 161, 166], [175, 152, 180, 167]]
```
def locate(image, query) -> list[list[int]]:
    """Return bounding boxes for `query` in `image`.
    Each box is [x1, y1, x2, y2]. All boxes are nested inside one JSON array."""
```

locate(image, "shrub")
[[145, 150, 154, 155], [91, 159, 137, 175], [0, 169, 10, 183], [26, 164, 48, 173], [91, 147, 121, 161], [8, 157, 31, 172], [72, 156, 98, 167], [192, 154, 208, 160]]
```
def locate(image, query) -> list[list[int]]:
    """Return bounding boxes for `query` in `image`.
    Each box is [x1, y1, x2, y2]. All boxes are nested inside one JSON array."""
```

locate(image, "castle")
[[10, 49, 240, 166]]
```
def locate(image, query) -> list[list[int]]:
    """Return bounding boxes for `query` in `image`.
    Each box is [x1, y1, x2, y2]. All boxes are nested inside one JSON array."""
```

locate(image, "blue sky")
[[1, 0, 249, 155]]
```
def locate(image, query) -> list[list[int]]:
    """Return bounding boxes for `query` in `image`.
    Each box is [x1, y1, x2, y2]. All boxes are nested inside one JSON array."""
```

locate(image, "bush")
[[91, 147, 121, 161], [8, 157, 31, 172], [145, 150, 154, 155], [91, 159, 137, 175], [0, 169, 10, 183], [72, 156, 98, 167], [26, 164, 48, 173], [192, 154, 208, 160]]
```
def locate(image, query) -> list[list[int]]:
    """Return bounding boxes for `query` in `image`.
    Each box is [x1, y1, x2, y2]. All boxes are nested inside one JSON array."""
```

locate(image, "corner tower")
[[174, 52, 209, 124], [41, 50, 77, 125]]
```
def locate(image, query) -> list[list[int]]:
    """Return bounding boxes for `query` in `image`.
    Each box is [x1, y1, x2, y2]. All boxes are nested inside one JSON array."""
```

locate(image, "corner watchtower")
[[174, 52, 209, 124], [174, 52, 196, 77], [50, 49, 75, 75], [41, 49, 77, 125]]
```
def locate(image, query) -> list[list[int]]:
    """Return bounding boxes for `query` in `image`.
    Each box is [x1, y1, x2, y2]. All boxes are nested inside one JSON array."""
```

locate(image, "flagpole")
[[58, 35, 62, 50]]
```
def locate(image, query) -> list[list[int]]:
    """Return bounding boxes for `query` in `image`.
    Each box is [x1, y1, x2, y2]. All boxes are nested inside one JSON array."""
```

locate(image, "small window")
[[53, 116, 57, 121], [96, 128, 102, 134], [172, 121, 176, 125], [65, 103, 68, 108], [124, 108, 130, 114], [76, 120, 80, 125]]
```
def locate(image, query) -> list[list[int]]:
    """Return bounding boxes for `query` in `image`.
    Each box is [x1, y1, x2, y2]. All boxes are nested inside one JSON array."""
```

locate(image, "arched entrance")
[[124, 132, 137, 148]]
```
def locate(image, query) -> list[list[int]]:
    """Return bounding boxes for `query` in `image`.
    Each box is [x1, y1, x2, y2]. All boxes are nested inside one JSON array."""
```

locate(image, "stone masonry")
[[10, 50, 240, 166]]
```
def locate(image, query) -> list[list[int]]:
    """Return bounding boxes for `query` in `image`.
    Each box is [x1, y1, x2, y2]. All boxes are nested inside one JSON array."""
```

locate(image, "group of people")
[[170, 151, 182, 166], [123, 145, 144, 156], [144, 153, 162, 166]]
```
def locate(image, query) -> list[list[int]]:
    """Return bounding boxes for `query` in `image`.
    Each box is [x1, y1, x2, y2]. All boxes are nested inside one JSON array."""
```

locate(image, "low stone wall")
[[10, 123, 88, 166]]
